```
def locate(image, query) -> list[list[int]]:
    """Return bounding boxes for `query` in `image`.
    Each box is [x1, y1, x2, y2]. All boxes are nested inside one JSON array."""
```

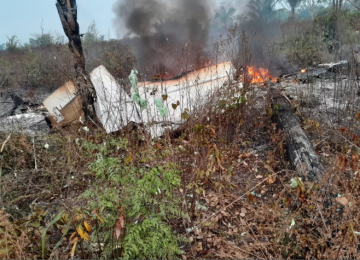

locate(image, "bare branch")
[[347, 0, 360, 11], [0, 134, 11, 153]]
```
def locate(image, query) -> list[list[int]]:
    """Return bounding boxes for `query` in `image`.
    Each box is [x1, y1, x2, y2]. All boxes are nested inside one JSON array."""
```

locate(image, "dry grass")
[[0, 16, 360, 258], [0, 210, 29, 259], [0, 78, 359, 258]]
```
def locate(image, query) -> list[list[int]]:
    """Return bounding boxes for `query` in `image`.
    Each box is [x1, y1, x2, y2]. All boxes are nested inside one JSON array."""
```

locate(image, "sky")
[[0, 0, 242, 45], [0, 0, 118, 44], [0, 0, 278, 45]]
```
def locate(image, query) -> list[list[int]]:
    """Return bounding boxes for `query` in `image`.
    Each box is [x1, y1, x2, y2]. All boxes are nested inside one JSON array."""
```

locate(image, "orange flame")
[[246, 66, 277, 84], [301, 69, 306, 73]]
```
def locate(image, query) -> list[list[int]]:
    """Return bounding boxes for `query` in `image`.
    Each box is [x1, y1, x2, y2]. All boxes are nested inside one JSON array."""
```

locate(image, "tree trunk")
[[333, 0, 343, 10], [271, 89, 325, 182], [291, 5, 295, 18], [56, 0, 95, 118]]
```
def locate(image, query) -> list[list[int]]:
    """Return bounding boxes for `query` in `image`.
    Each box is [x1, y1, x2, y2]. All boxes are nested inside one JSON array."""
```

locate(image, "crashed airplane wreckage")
[[42, 61, 235, 137], [0, 59, 354, 137]]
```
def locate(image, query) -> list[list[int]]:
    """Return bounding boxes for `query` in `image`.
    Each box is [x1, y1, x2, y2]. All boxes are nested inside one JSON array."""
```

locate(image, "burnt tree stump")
[[271, 89, 325, 182], [56, 0, 96, 118]]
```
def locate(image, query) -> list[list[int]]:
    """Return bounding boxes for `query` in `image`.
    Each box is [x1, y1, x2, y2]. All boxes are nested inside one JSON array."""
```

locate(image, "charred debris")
[[0, 59, 355, 137]]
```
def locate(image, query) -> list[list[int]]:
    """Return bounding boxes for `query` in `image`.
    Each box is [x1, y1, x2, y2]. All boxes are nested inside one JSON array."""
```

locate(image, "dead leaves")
[[96, 213, 104, 224], [267, 175, 277, 184], [114, 213, 125, 241], [76, 225, 89, 241], [337, 154, 359, 173], [155, 143, 162, 149], [57, 212, 69, 225], [240, 207, 247, 217], [71, 241, 77, 259], [335, 196, 349, 207], [337, 155, 348, 171], [68, 214, 93, 259], [70, 235, 78, 245], [247, 193, 254, 203], [339, 127, 350, 137], [172, 100, 180, 110], [84, 221, 91, 232], [125, 153, 133, 165]]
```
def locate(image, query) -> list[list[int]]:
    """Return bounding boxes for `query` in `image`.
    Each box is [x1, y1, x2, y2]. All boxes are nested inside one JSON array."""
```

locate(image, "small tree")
[[214, 5, 236, 29], [29, 33, 54, 48], [5, 36, 20, 52], [333, 0, 344, 10], [247, 0, 280, 21], [286, 0, 304, 18], [83, 21, 100, 47]]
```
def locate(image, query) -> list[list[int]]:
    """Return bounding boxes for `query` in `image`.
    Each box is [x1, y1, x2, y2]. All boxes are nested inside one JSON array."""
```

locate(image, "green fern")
[[78, 138, 188, 259]]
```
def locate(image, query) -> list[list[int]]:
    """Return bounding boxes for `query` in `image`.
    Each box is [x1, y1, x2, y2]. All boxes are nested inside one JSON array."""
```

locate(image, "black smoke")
[[113, 0, 213, 79]]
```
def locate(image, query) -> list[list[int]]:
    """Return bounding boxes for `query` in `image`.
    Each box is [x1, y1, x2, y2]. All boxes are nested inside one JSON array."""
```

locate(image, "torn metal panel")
[[299, 61, 348, 82], [318, 60, 348, 70], [43, 81, 83, 124], [137, 61, 235, 137], [0, 94, 15, 118], [9, 94, 24, 107], [0, 113, 49, 136], [90, 65, 141, 133]]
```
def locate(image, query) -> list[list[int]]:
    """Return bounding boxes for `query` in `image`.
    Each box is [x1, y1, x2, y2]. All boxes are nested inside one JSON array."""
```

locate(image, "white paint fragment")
[[288, 219, 295, 230], [136, 61, 235, 137], [290, 178, 300, 188], [90, 65, 141, 133]]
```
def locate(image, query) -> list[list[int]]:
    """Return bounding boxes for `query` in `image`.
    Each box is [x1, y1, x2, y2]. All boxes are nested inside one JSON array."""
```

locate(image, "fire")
[[246, 66, 276, 84], [301, 69, 307, 73]]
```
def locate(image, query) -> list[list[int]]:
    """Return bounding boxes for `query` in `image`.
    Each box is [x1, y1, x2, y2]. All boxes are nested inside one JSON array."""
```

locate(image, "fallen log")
[[271, 89, 325, 182]]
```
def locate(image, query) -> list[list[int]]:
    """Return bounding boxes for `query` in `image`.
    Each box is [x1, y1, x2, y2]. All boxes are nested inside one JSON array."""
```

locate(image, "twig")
[[318, 207, 329, 232], [0, 134, 9, 209], [0, 134, 11, 153], [0, 68, 12, 89], [347, 0, 360, 11], [87, 116, 103, 130], [158, 121, 183, 127], [331, 128, 360, 150], [32, 137, 38, 172], [245, 219, 270, 258], [335, 227, 347, 259], [280, 91, 293, 106], [9, 194, 39, 205], [194, 170, 285, 229], [226, 244, 263, 259]]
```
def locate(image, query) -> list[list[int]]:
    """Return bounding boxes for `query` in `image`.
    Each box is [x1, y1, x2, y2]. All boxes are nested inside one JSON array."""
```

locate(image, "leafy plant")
[[29, 33, 54, 48], [41, 210, 64, 260], [5, 36, 21, 52], [78, 137, 188, 259]]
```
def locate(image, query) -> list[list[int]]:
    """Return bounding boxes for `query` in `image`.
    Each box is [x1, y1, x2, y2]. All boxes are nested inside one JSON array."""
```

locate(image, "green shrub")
[[280, 24, 327, 67], [78, 137, 187, 259], [25, 55, 44, 87], [5, 36, 21, 52]]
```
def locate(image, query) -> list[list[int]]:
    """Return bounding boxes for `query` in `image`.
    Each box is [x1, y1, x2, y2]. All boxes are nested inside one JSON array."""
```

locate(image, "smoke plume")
[[113, 0, 213, 79]]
